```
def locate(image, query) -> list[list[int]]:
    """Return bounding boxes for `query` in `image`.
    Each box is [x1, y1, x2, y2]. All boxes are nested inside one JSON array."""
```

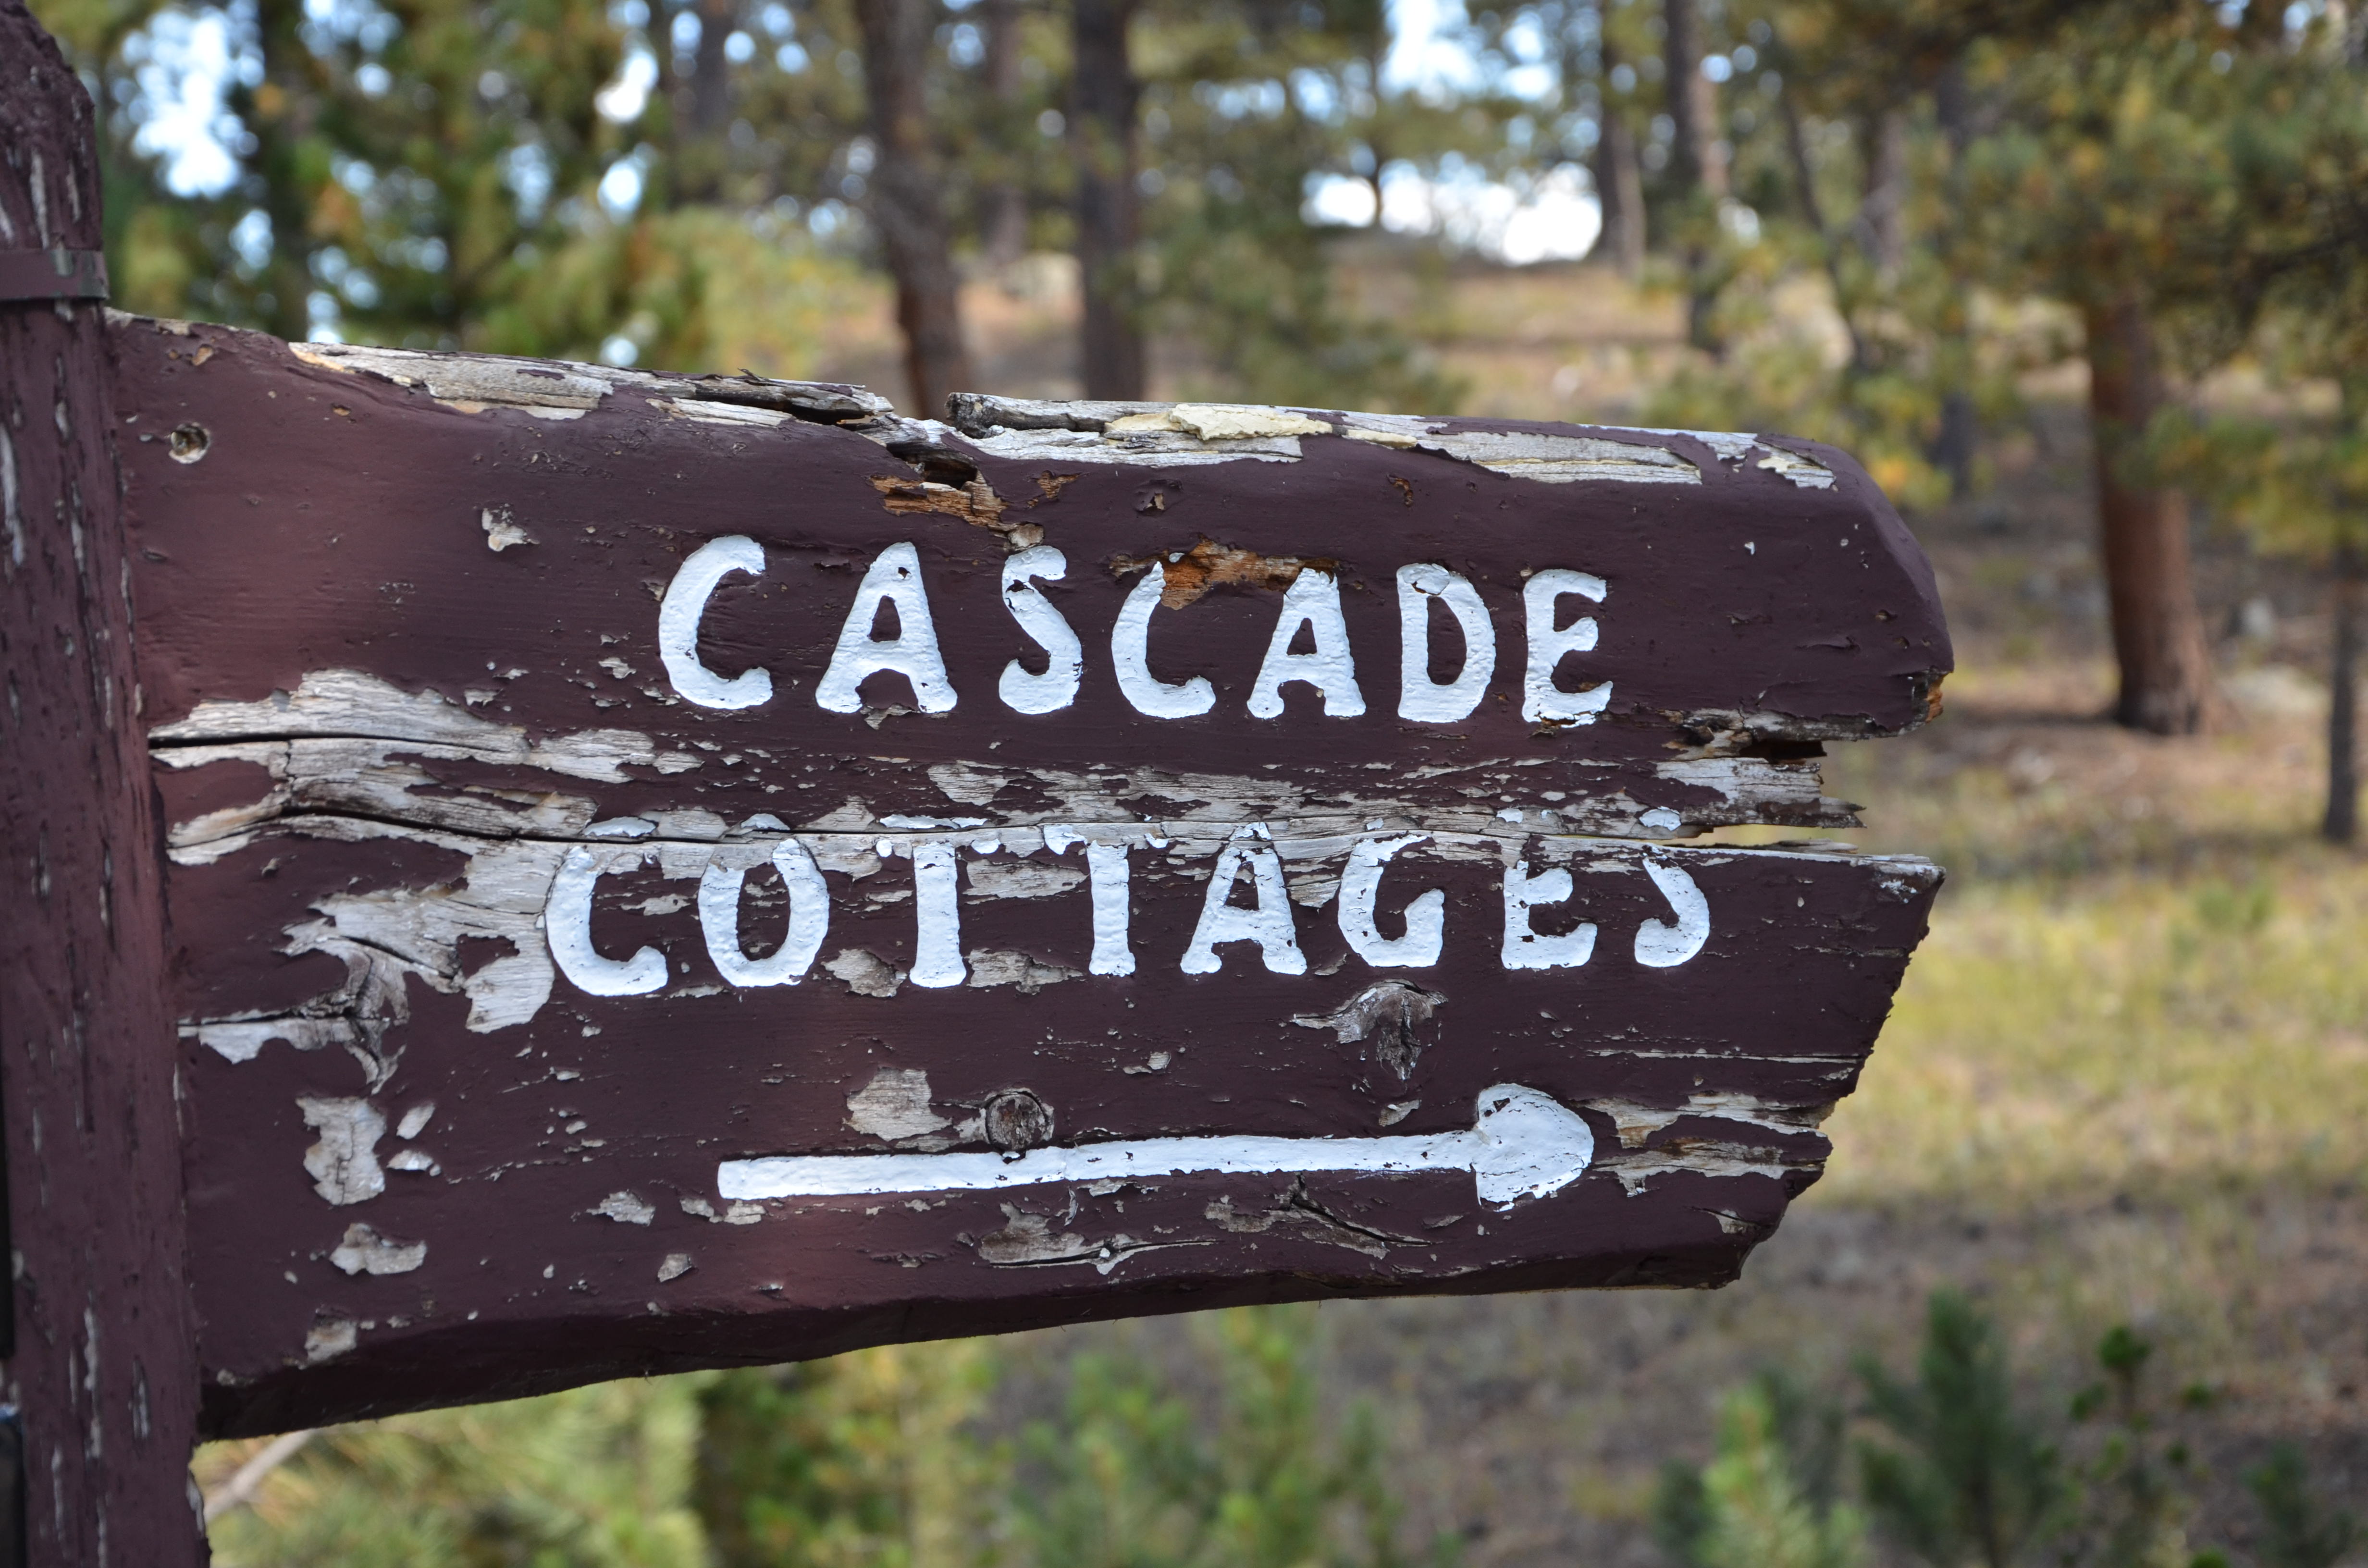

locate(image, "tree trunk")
[[855, 0, 974, 417], [2329, 540, 2363, 844], [1072, 0, 1146, 400], [1930, 61, 1978, 501], [1662, 0, 1725, 353], [1592, 37, 1645, 277], [2083, 294, 2218, 734], [1859, 106, 1908, 277], [1661, 0, 1727, 199], [691, 0, 736, 136], [979, 0, 1028, 266], [230, 0, 321, 342]]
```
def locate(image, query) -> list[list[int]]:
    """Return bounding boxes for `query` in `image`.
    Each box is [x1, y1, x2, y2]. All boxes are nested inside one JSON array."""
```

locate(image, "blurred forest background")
[[26, 0, 2368, 1559]]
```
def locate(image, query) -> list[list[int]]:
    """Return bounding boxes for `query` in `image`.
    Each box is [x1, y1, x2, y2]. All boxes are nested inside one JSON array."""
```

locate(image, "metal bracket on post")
[[0, 247, 107, 302]]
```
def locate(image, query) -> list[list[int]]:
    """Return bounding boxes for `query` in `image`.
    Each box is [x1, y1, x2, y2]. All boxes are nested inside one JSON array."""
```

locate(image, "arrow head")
[[1469, 1084, 1595, 1208]]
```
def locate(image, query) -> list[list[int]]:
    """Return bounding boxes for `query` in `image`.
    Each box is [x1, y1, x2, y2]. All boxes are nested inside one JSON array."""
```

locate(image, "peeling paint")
[[846, 1068, 950, 1145], [1291, 979, 1443, 1080], [975, 1208, 1211, 1274], [1206, 1184, 1414, 1257], [298, 1097, 385, 1206], [593, 1191, 654, 1225], [329, 1223, 426, 1275], [303, 1317, 358, 1364], [150, 668, 702, 782], [1417, 429, 1700, 485], [1755, 445, 1837, 489], [1111, 537, 1314, 609]]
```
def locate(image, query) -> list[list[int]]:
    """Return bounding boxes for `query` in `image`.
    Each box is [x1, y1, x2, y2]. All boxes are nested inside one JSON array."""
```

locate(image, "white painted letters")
[[1396, 564, 1495, 723], [546, 845, 669, 996], [998, 545, 1084, 714], [907, 841, 966, 987], [658, 535, 773, 710], [1634, 855, 1710, 967], [1112, 563, 1216, 718], [1045, 825, 1136, 977], [1521, 568, 1612, 725], [1339, 833, 1444, 968], [1181, 825, 1307, 975], [698, 838, 830, 986], [1248, 568, 1366, 718], [1501, 860, 1598, 971], [816, 542, 959, 715]]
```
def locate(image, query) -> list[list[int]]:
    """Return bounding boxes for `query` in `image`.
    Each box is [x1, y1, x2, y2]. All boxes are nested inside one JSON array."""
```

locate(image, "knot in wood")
[[982, 1088, 1054, 1153]]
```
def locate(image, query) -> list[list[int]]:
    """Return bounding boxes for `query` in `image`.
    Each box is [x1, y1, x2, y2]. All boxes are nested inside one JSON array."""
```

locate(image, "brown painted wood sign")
[[123, 322, 1949, 1442], [0, 13, 1947, 1554]]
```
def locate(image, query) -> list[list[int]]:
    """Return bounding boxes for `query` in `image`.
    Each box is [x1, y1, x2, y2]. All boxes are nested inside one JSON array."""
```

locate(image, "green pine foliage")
[[2243, 1445, 2358, 1568], [1653, 1372, 1866, 1568], [1855, 1290, 2065, 1568], [205, 1375, 713, 1568], [1007, 1309, 1454, 1568], [207, 1310, 1451, 1568]]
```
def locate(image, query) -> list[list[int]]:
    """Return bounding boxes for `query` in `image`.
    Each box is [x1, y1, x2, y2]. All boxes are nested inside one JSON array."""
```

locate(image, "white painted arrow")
[[717, 1084, 1595, 1211]]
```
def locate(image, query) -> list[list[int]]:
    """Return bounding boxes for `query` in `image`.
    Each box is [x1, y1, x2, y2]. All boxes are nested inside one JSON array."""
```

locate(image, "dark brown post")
[[0, 4, 204, 1562], [1071, 0, 1146, 400]]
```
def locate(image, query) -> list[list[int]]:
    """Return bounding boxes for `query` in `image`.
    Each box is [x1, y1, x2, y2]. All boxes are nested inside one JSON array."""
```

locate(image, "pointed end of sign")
[[1469, 1084, 1595, 1209]]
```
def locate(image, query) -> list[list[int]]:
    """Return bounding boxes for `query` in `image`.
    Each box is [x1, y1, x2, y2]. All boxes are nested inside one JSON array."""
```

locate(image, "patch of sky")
[[1288, 66, 1338, 121], [1197, 77, 1288, 119], [725, 30, 753, 62], [597, 152, 647, 219], [1304, 155, 1601, 266], [596, 47, 656, 121], [124, 7, 242, 196], [227, 208, 272, 271], [503, 143, 554, 223], [948, 21, 983, 68], [300, 0, 397, 55], [382, 232, 447, 272], [1382, 0, 1488, 101], [306, 289, 343, 342]]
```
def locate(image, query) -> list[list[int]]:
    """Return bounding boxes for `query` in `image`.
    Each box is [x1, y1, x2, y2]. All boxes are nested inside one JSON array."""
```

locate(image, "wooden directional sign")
[[90, 318, 1953, 1442], [0, 21, 1954, 1556]]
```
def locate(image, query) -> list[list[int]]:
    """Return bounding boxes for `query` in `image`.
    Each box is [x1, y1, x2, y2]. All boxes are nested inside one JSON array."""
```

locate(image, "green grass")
[[1825, 863, 2368, 1207]]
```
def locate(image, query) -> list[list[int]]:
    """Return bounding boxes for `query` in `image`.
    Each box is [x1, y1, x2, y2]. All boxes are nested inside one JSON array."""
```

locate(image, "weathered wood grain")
[[0, 11, 204, 1561], [106, 317, 1950, 1440]]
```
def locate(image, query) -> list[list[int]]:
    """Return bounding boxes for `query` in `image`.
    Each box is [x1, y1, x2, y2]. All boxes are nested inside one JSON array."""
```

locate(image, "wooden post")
[[0, 4, 205, 1561]]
